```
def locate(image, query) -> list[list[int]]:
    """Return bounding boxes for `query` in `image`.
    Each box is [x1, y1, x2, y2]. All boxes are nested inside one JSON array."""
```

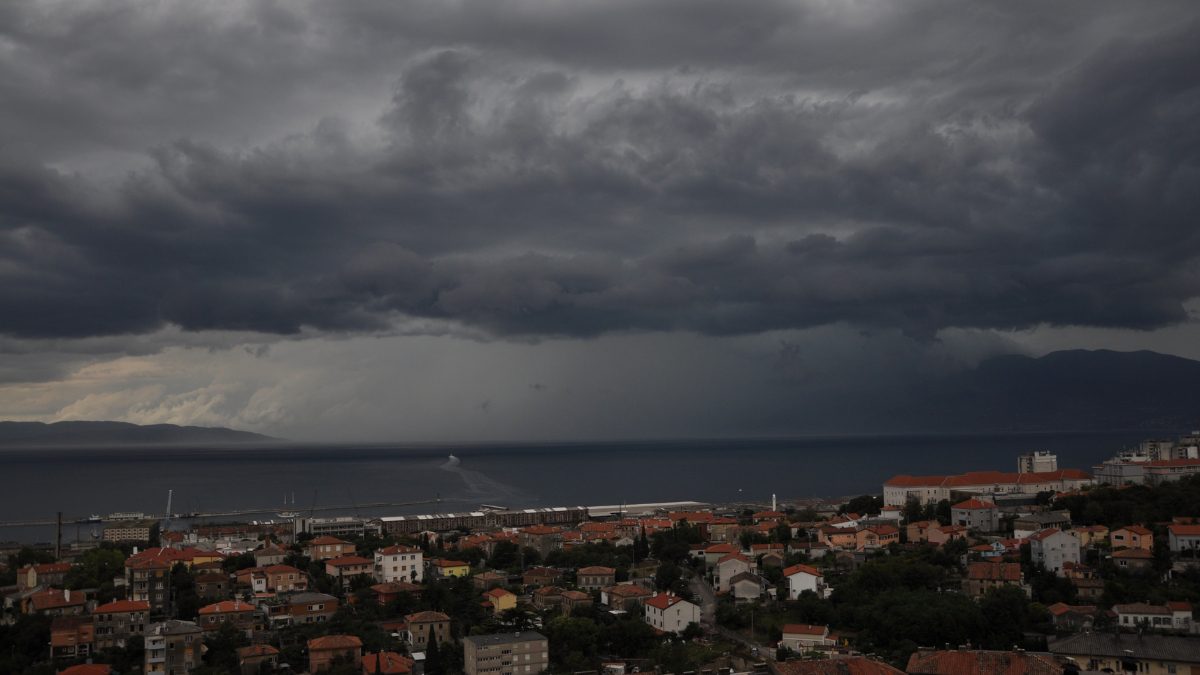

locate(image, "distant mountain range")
[[0, 421, 278, 447], [841, 349, 1200, 433]]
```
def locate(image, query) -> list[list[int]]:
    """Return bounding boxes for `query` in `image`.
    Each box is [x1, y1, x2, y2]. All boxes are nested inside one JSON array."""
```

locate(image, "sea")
[[0, 431, 1153, 545]]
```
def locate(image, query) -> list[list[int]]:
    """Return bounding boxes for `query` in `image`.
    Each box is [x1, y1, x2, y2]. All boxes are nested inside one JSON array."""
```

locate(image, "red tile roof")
[[607, 584, 653, 598], [886, 468, 1090, 488], [29, 588, 85, 611], [704, 543, 738, 554], [522, 525, 562, 536], [783, 564, 822, 578], [198, 600, 254, 615], [772, 657, 903, 675], [1114, 525, 1153, 536], [363, 651, 414, 674], [93, 600, 150, 613], [1028, 528, 1068, 542], [645, 593, 688, 610], [1112, 548, 1154, 559], [308, 634, 363, 650], [405, 610, 450, 623], [484, 587, 515, 599], [578, 566, 616, 575], [237, 644, 280, 658], [431, 559, 468, 568], [378, 545, 420, 555], [717, 553, 751, 565], [906, 650, 1063, 675], [952, 498, 998, 510], [967, 562, 1021, 582], [1170, 524, 1200, 536], [58, 666, 113, 675]]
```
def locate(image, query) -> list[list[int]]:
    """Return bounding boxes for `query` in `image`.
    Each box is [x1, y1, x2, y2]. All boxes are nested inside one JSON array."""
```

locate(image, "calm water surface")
[[0, 432, 1149, 543]]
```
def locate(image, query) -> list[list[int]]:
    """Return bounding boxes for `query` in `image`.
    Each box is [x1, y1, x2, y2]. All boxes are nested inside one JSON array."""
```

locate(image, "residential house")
[[560, 590, 592, 615], [375, 545, 424, 583], [520, 526, 564, 558], [643, 592, 700, 635], [1048, 603, 1098, 632], [1029, 528, 1080, 575], [714, 554, 753, 592], [827, 513, 861, 529], [577, 566, 616, 591], [253, 545, 288, 567], [309, 635, 363, 673], [371, 581, 422, 606], [427, 559, 471, 580], [1111, 547, 1155, 572], [1169, 524, 1200, 554], [482, 587, 517, 616], [93, 599, 150, 650], [463, 631, 549, 675], [1074, 525, 1109, 549], [779, 624, 836, 653], [236, 644, 280, 675], [473, 571, 507, 591], [856, 525, 899, 551], [1050, 633, 1200, 673], [125, 556, 171, 613], [326, 555, 374, 587], [1013, 512, 1072, 539], [926, 524, 968, 546], [50, 616, 93, 660], [1111, 525, 1155, 551], [262, 592, 338, 627], [531, 586, 564, 611], [1072, 577, 1105, 602], [522, 566, 561, 587], [817, 527, 858, 551], [305, 536, 356, 561], [964, 562, 1025, 598], [18, 562, 71, 591], [906, 521, 935, 544], [729, 572, 768, 603], [783, 564, 825, 600], [197, 599, 258, 636], [701, 543, 740, 567], [759, 550, 786, 569], [950, 499, 1000, 532], [405, 610, 452, 650], [603, 583, 653, 611], [194, 572, 228, 600], [708, 517, 740, 543], [1114, 602, 1193, 632], [25, 588, 86, 616], [144, 620, 203, 675], [884, 470, 1091, 506]]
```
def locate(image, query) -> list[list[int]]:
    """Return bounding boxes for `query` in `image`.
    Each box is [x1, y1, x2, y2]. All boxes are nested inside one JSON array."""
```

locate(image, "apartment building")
[[463, 631, 549, 675]]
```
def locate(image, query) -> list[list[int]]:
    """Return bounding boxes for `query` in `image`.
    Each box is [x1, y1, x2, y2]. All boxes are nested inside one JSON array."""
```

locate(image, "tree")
[[840, 495, 882, 516], [201, 620, 249, 672], [424, 635, 444, 675]]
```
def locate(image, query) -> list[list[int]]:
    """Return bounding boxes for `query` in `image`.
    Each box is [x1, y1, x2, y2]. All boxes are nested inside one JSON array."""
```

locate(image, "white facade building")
[[783, 564, 826, 600], [374, 545, 424, 583], [1029, 529, 1081, 576], [644, 593, 699, 635], [1018, 451, 1058, 474]]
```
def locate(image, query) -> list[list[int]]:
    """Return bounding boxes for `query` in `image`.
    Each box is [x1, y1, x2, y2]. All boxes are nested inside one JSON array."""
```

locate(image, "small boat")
[[278, 511, 299, 519], [87, 514, 102, 522]]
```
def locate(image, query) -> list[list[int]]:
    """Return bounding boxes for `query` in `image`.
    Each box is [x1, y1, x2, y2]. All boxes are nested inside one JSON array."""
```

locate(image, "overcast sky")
[[2, 0, 1199, 441]]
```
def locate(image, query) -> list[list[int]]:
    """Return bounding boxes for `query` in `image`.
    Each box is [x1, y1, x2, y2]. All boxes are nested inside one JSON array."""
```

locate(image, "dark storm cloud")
[[1, 1, 1199, 342]]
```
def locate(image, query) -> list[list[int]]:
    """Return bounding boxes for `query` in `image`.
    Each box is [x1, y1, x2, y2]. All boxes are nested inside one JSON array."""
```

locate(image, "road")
[[689, 573, 771, 660]]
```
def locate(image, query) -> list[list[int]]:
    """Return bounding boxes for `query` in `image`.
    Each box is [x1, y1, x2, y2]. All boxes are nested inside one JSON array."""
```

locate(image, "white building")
[[783, 564, 826, 600], [1114, 603, 1193, 632], [1018, 451, 1058, 474], [1169, 524, 1200, 553], [779, 624, 836, 652], [643, 593, 699, 635], [374, 545, 424, 583], [950, 498, 1000, 532], [1029, 529, 1081, 576], [713, 554, 753, 593], [883, 469, 1091, 506]]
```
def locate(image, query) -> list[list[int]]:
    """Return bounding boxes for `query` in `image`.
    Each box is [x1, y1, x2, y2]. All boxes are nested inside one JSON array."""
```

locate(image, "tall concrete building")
[[463, 632, 549, 675], [144, 620, 203, 674], [1017, 451, 1057, 473]]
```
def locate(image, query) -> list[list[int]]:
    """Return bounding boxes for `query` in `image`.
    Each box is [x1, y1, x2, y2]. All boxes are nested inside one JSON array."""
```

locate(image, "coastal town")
[[5, 435, 1200, 674]]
